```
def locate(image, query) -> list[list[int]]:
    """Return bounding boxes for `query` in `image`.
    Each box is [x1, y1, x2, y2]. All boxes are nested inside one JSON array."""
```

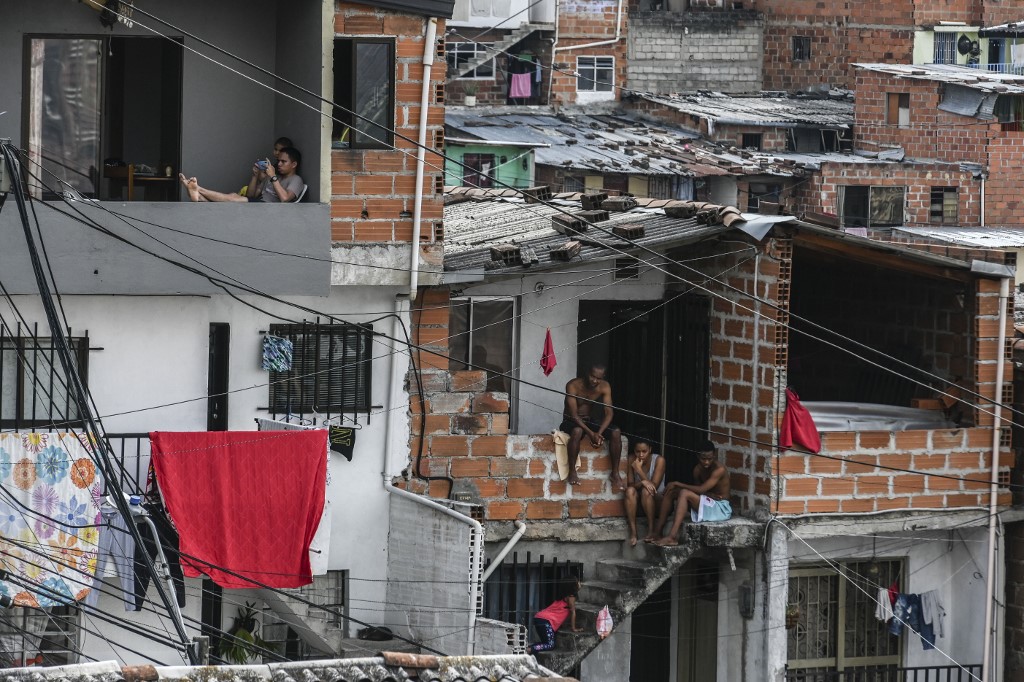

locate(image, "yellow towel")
[[553, 430, 579, 481]]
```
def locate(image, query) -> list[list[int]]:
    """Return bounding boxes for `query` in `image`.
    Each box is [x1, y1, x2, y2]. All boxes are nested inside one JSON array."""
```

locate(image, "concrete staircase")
[[453, 23, 553, 79], [535, 536, 700, 675], [258, 587, 345, 657]]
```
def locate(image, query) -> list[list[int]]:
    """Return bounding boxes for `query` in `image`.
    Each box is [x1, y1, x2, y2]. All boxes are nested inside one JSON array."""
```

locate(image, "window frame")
[[446, 41, 495, 80], [333, 37, 396, 150], [792, 36, 811, 62], [448, 296, 519, 428], [886, 93, 911, 128], [741, 133, 763, 151], [0, 336, 89, 430], [576, 56, 615, 93], [462, 153, 496, 189], [747, 182, 782, 213], [933, 32, 958, 65], [266, 323, 374, 418], [929, 186, 958, 224], [839, 185, 906, 228], [0, 605, 80, 667]]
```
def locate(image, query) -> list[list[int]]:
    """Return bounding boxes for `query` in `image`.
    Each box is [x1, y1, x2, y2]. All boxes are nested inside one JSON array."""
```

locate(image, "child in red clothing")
[[529, 577, 583, 653]]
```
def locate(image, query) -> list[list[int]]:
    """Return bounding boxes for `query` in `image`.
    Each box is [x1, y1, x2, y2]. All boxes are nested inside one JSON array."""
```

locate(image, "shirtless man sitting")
[[651, 440, 731, 546], [558, 365, 625, 491]]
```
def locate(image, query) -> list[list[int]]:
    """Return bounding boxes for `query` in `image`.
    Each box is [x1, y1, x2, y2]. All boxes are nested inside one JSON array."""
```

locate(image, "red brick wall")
[[980, 0, 1018, 27], [984, 132, 1024, 225], [713, 125, 791, 151], [756, 0, 914, 91], [775, 428, 1011, 514], [790, 161, 982, 226], [915, 0, 979, 26], [549, 0, 628, 106], [330, 3, 445, 243], [445, 29, 554, 107]]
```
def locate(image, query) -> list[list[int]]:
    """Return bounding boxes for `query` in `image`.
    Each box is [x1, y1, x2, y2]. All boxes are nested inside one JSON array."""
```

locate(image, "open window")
[[886, 93, 911, 128], [839, 186, 905, 227], [449, 297, 517, 396], [462, 153, 495, 189], [25, 36, 182, 200], [930, 186, 958, 224], [333, 38, 395, 149], [792, 36, 811, 62]]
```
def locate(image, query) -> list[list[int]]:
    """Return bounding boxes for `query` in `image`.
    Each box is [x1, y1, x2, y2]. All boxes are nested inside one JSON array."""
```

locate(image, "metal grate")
[[482, 552, 583, 634], [0, 606, 79, 668], [267, 322, 373, 423], [0, 323, 89, 430]]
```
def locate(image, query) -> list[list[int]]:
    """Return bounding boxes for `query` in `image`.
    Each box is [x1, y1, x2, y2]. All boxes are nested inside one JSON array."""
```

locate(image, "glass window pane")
[[28, 38, 103, 199], [449, 299, 470, 372], [468, 300, 514, 393], [353, 43, 393, 147]]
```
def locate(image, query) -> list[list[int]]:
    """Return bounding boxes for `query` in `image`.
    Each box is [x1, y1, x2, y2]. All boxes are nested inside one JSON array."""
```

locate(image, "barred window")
[[792, 36, 811, 62], [0, 606, 79, 668], [267, 324, 373, 418], [0, 333, 88, 429]]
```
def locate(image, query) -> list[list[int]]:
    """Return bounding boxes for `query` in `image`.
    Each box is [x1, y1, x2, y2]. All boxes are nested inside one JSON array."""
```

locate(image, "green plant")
[[462, 82, 479, 96], [220, 602, 273, 664]]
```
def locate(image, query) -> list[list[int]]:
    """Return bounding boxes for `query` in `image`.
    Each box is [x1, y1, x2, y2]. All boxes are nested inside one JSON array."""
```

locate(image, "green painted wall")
[[444, 144, 535, 189]]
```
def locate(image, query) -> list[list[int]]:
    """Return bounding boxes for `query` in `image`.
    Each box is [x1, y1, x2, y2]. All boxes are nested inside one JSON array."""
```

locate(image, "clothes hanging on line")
[[888, 592, 936, 650], [920, 589, 946, 639], [150, 430, 327, 589], [261, 334, 293, 372], [257, 418, 334, 575], [540, 328, 557, 376], [779, 387, 821, 453], [874, 587, 893, 622], [0, 432, 104, 607], [86, 503, 136, 611], [132, 502, 187, 611]]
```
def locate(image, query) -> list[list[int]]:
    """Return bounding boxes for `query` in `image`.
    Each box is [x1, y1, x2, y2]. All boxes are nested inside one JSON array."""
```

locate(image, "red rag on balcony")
[[149, 430, 327, 589], [779, 388, 822, 453], [540, 327, 558, 376]]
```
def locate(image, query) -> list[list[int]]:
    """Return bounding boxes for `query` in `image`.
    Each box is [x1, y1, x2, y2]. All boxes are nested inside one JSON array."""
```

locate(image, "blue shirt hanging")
[[262, 334, 294, 372]]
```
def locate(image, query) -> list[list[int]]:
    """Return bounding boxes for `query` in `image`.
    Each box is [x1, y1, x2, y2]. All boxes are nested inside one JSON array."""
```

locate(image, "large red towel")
[[540, 328, 557, 376], [150, 430, 327, 589], [779, 388, 821, 453]]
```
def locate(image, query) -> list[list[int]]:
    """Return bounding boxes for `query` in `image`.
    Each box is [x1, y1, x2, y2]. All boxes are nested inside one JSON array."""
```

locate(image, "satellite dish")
[[957, 34, 972, 55]]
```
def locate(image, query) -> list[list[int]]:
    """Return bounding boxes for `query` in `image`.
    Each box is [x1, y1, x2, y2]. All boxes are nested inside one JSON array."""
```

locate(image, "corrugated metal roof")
[[443, 193, 731, 274], [853, 63, 1024, 93], [980, 21, 1024, 35], [894, 226, 1024, 247], [636, 93, 855, 128], [446, 107, 722, 177], [0, 655, 567, 682]]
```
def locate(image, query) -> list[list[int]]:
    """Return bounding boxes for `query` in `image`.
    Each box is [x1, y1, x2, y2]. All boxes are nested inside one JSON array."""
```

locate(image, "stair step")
[[579, 580, 636, 608], [595, 558, 663, 587]]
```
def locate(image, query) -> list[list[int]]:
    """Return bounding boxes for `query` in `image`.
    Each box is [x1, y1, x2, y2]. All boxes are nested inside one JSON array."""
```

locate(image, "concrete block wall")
[[790, 161, 982, 226], [774, 428, 1012, 514], [626, 11, 763, 94], [330, 3, 445, 242]]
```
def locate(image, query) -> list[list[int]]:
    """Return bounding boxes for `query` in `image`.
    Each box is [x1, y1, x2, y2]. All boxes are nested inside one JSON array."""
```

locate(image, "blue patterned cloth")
[[262, 335, 293, 372]]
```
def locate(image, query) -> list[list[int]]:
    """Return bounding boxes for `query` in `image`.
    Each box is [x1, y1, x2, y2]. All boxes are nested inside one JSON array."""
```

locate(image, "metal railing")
[[104, 432, 151, 495], [482, 552, 583, 635], [979, 62, 1024, 75], [785, 664, 983, 682]]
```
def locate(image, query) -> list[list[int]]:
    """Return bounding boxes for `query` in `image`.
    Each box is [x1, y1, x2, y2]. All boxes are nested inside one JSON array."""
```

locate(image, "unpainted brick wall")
[[445, 30, 554, 107], [627, 10, 764, 94], [790, 161, 983, 227], [330, 3, 445, 242], [755, 0, 915, 91], [549, 0, 629, 106], [774, 428, 1012, 514]]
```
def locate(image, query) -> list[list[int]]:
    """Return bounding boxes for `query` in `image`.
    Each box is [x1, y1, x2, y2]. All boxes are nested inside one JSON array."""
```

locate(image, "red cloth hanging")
[[540, 328, 557, 376], [779, 388, 822, 453], [150, 430, 327, 589]]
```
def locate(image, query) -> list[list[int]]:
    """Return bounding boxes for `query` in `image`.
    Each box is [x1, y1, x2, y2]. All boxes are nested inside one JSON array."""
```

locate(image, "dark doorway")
[[207, 323, 230, 431], [662, 294, 711, 484], [630, 576, 672, 680], [677, 560, 719, 682], [577, 301, 664, 448]]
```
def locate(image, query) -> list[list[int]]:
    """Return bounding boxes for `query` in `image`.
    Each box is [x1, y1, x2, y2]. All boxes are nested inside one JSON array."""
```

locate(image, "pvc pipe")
[[481, 520, 527, 582], [981, 176, 986, 227], [982, 275, 1010, 682], [410, 17, 438, 298], [383, 297, 410, 477]]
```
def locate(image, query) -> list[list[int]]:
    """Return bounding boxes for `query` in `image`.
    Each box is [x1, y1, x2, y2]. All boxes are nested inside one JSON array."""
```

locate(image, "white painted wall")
[[450, 0, 531, 27], [456, 259, 667, 435], [8, 286, 409, 664]]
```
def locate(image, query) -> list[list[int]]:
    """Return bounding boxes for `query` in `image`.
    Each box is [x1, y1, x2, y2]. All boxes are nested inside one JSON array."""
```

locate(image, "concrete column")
[[764, 523, 789, 682]]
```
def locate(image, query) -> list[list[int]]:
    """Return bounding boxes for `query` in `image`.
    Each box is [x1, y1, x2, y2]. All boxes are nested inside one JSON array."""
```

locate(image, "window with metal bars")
[[929, 186, 958, 224], [482, 553, 582, 636], [0, 329, 89, 430], [786, 561, 902, 677], [267, 323, 373, 419], [933, 32, 957, 65], [0, 606, 79, 668]]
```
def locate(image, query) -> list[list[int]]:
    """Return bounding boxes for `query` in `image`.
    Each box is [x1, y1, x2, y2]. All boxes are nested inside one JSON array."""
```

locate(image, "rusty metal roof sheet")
[[636, 92, 855, 128], [445, 107, 733, 177], [853, 63, 1024, 93]]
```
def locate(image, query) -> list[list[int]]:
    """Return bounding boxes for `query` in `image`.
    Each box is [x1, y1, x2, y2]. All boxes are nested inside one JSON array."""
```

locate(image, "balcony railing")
[[982, 62, 1024, 75], [785, 664, 983, 682]]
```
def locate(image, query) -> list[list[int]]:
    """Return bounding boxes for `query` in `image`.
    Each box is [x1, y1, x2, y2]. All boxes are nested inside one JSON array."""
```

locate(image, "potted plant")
[[785, 604, 801, 630], [220, 602, 273, 664], [463, 83, 478, 107]]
